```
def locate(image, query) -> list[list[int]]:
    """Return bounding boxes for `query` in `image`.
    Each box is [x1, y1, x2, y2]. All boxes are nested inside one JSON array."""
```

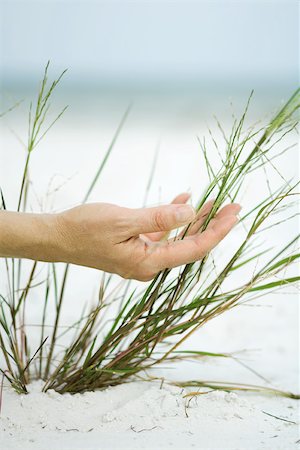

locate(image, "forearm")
[[0, 199, 240, 280], [0, 211, 60, 262]]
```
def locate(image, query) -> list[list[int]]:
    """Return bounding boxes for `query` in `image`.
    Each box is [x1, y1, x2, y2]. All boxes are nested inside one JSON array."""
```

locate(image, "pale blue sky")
[[1, 0, 299, 89]]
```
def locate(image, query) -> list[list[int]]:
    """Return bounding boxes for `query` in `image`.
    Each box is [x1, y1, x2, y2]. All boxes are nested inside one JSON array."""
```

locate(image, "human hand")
[[54, 194, 240, 281]]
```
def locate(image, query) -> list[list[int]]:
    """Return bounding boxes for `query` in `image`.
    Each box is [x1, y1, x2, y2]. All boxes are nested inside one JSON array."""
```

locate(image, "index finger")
[[148, 215, 238, 271]]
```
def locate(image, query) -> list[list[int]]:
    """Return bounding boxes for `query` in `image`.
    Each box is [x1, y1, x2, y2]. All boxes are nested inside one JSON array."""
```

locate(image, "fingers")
[[214, 203, 241, 220], [171, 192, 191, 205], [148, 214, 238, 271], [144, 192, 191, 242], [181, 201, 241, 237], [180, 199, 214, 237], [129, 198, 196, 236]]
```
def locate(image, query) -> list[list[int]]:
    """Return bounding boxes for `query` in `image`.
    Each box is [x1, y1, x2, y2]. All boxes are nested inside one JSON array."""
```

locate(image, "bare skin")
[[0, 193, 241, 281]]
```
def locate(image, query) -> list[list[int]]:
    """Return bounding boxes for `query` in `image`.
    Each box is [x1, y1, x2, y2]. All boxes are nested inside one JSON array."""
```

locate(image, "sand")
[[0, 376, 299, 450]]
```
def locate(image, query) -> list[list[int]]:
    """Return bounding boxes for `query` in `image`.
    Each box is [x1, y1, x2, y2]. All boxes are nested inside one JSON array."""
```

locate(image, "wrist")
[[30, 213, 63, 262], [0, 211, 62, 262]]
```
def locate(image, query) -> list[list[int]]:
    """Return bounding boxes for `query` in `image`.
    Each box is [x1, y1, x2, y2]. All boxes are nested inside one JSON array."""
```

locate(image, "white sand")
[[1, 377, 299, 450]]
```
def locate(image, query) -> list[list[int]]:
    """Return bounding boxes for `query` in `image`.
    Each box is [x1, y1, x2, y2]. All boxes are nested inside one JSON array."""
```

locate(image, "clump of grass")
[[0, 64, 299, 398]]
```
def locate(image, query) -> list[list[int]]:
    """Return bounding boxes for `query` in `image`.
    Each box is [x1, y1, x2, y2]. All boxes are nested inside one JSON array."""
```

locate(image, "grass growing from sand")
[[0, 64, 299, 398]]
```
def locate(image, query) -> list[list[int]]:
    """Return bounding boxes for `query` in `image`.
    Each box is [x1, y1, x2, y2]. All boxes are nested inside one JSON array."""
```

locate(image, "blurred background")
[[1, 0, 298, 102], [0, 0, 299, 390], [1, 0, 298, 206]]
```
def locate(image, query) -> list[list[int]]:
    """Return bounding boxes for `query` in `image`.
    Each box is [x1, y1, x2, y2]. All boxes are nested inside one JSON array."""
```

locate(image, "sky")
[[1, 0, 299, 91]]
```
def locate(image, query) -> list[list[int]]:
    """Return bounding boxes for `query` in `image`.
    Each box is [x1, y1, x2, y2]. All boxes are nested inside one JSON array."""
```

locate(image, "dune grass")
[[0, 64, 299, 397]]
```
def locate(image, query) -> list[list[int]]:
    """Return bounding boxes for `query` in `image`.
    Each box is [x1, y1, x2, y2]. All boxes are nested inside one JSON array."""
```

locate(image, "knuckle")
[[152, 210, 168, 231]]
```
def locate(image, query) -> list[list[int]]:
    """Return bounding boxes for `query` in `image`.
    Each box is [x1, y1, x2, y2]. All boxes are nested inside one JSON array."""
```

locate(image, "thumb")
[[129, 204, 196, 235]]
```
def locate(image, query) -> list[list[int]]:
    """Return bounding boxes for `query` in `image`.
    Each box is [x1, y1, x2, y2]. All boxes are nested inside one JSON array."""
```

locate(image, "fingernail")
[[175, 205, 196, 223]]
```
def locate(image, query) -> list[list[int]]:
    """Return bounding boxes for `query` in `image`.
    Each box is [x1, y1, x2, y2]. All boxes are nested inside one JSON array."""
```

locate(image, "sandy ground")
[[1, 378, 299, 450], [0, 100, 299, 449]]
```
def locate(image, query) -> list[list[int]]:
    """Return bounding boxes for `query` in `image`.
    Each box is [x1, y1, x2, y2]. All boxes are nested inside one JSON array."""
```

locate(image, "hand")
[[54, 194, 240, 281]]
